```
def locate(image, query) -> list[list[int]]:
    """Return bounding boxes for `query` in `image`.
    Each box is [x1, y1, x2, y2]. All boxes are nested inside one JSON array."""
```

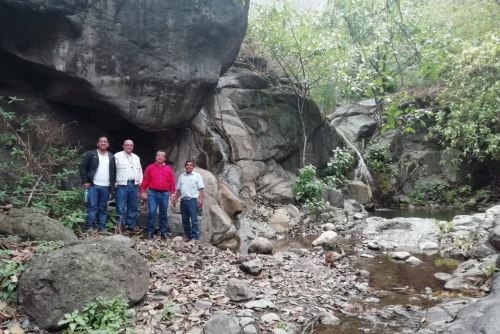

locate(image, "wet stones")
[[312, 231, 338, 248]]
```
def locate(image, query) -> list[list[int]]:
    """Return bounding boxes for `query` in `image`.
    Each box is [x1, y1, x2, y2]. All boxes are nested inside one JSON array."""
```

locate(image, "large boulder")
[[18, 239, 149, 329], [0, 208, 77, 242], [219, 182, 244, 217], [207, 66, 341, 173], [487, 205, 500, 251], [344, 180, 373, 205], [0, 0, 250, 131], [209, 205, 240, 250], [428, 273, 500, 333], [328, 99, 378, 143]]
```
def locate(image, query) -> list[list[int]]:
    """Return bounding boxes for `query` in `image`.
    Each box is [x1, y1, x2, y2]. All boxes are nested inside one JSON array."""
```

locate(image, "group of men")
[[79, 136, 204, 240]]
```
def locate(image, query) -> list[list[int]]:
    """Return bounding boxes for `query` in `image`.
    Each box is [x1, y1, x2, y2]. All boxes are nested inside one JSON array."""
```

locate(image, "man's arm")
[[197, 189, 204, 208], [79, 152, 91, 189], [139, 165, 150, 200], [172, 190, 181, 207], [168, 168, 176, 205], [137, 156, 143, 184]]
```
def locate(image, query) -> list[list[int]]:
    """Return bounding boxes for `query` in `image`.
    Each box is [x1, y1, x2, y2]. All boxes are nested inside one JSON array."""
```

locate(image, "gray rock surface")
[[18, 239, 149, 329], [240, 259, 263, 276], [328, 100, 378, 142], [360, 216, 440, 254], [344, 180, 373, 206], [225, 278, 254, 302], [0, 208, 77, 242], [312, 231, 338, 248], [426, 274, 500, 333], [248, 237, 273, 255], [0, 0, 249, 131], [203, 314, 242, 334]]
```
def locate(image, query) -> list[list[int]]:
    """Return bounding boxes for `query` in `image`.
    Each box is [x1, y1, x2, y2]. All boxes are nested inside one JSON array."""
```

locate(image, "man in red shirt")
[[140, 149, 176, 239]]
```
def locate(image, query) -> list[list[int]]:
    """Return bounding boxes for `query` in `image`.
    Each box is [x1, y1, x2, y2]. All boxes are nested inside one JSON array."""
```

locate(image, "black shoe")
[[128, 226, 140, 233], [146, 233, 154, 240], [160, 233, 168, 240]]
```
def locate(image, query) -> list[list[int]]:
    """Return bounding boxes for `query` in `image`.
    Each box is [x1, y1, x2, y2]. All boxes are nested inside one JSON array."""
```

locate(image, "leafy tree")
[[431, 34, 499, 165], [325, 0, 423, 118], [248, 5, 338, 166]]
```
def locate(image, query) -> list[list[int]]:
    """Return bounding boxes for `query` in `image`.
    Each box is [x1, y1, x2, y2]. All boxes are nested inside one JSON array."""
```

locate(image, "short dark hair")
[[156, 149, 166, 155], [185, 159, 195, 166], [97, 136, 109, 143]]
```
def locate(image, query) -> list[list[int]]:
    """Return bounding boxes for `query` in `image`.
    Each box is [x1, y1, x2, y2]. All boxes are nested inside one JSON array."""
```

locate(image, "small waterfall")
[[198, 108, 235, 187], [334, 127, 377, 202]]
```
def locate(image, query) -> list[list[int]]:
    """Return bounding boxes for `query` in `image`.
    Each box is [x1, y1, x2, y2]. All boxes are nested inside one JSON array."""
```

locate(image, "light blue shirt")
[[176, 171, 204, 199]]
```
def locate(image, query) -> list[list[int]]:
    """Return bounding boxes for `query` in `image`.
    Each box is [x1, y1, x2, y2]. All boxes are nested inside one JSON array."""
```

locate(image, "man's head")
[[96, 136, 109, 152], [184, 160, 195, 174], [123, 139, 134, 154], [155, 150, 167, 164]]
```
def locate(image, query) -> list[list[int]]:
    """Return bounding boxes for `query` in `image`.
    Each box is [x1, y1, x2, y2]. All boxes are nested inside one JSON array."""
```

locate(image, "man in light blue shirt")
[[173, 160, 204, 241]]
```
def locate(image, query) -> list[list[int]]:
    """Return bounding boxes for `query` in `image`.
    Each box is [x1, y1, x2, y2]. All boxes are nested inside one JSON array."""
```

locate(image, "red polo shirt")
[[140, 163, 176, 193]]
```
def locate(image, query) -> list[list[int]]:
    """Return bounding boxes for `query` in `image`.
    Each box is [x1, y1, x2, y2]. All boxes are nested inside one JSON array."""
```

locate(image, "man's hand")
[[140, 192, 147, 201], [83, 183, 91, 189], [197, 199, 203, 209]]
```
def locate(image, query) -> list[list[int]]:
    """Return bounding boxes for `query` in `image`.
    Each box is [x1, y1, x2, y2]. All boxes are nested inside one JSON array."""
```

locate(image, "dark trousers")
[[115, 181, 139, 229], [180, 198, 200, 240], [86, 184, 111, 231], [146, 190, 169, 234]]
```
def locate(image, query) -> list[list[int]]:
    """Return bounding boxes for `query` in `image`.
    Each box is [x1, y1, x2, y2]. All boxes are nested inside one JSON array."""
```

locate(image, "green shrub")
[[293, 165, 324, 203], [1, 97, 83, 231], [36, 241, 65, 255], [324, 147, 355, 188], [483, 263, 497, 278], [0, 260, 25, 304], [408, 181, 489, 208], [161, 303, 176, 321], [367, 148, 392, 175], [58, 296, 135, 334], [293, 165, 327, 218]]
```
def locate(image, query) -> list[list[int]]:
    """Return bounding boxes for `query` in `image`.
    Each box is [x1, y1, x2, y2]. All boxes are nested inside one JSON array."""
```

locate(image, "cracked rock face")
[[0, 0, 249, 131]]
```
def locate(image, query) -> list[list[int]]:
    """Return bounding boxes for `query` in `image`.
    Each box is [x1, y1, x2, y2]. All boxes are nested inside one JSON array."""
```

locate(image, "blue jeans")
[[180, 198, 200, 240], [86, 185, 111, 231], [116, 182, 139, 229], [146, 190, 169, 234]]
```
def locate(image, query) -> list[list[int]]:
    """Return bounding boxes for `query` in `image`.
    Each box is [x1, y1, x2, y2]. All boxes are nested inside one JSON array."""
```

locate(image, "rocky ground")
[[1, 204, 500, 334]]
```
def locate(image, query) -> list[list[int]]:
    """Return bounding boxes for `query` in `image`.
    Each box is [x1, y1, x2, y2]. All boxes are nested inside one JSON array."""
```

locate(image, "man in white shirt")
[[114, 139, 143, 232], [172, 160, 204, 241], [79, 136, 116, 232]]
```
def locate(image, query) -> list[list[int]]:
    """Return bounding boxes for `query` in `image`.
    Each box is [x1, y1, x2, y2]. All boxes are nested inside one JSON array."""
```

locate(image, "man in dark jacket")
[[79, 136, 117, 232]]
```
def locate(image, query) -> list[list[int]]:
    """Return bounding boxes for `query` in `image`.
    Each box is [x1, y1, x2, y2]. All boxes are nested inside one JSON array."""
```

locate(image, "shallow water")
[[272, 235, 318, 253], [369, 207, 472, 221], [273, 234, 458, 334], [355, 254, 450, 307]]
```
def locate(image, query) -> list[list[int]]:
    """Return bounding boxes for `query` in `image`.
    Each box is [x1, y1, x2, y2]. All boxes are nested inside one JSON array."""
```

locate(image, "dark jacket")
[[79, 150, 117, 185]]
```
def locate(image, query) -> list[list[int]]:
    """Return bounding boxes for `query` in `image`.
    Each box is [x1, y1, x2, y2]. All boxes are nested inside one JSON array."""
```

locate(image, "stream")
[[272, 207, 473, 333]]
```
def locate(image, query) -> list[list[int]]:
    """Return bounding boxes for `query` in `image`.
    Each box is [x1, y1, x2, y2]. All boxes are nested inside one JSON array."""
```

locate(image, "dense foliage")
[[247, 0, 499, 194], [0, 97, 84, 231], [324, 147, 355, 188], [58, 296, 134, 334]]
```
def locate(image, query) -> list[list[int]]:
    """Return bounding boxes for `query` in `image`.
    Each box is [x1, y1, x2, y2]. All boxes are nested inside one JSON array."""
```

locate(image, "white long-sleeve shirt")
[[114, 151, 143, 186]]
